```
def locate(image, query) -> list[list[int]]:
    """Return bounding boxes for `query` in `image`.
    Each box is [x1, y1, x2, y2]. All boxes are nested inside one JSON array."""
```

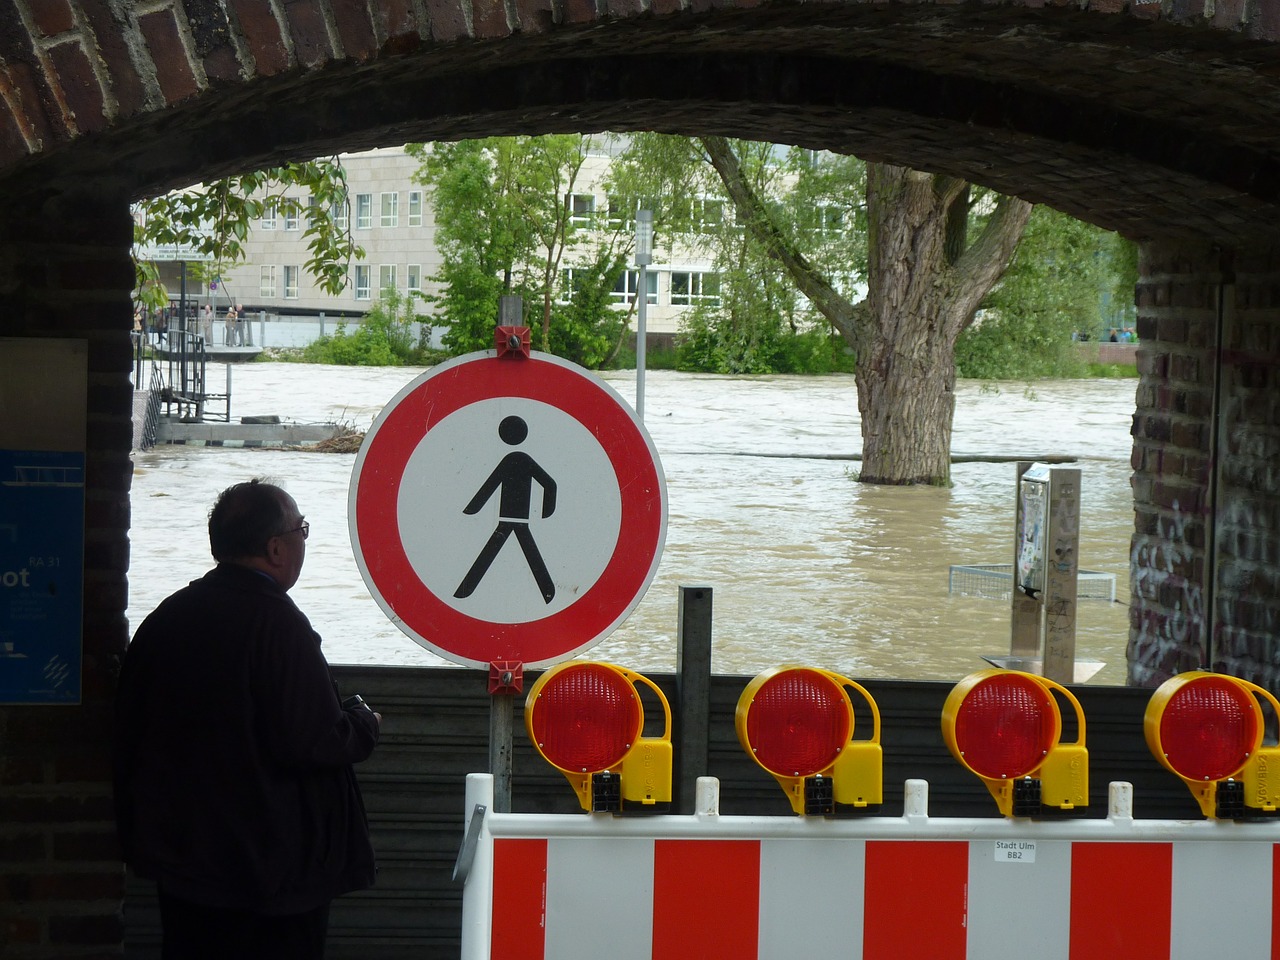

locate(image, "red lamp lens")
[[1160, 678, 1258, 781], [954, 674, 1055, 779], [746, 669, 851, 776], [530, 664, 641, 772]]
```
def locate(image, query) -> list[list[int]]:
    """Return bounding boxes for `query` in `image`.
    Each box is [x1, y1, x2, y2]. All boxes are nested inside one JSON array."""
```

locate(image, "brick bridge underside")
[[2, 1, 1280, 955]]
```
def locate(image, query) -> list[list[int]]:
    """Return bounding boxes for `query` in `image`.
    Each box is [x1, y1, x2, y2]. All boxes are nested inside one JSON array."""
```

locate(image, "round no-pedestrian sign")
[[349, 351, 667, 668]]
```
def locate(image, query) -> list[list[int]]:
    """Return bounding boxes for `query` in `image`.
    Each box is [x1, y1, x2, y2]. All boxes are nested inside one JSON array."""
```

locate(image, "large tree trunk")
[[858, 167, 965, 484], [858, 166, 1032, 483]]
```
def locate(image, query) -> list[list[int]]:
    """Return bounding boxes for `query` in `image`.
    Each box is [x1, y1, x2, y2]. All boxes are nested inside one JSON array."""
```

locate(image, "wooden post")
[[676, 585, 713, 814]]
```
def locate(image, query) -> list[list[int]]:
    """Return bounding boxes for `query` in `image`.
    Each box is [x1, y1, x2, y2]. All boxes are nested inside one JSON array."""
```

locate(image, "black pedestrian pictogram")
[[455, 415, 558, 603]]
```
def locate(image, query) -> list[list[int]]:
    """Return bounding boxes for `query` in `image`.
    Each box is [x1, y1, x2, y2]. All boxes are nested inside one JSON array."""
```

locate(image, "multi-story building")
[[199, 143, 722, 341]]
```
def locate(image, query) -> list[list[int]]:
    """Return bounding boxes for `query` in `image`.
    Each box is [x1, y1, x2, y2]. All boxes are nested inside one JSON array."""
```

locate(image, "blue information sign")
[[0, 449, 85, 704]]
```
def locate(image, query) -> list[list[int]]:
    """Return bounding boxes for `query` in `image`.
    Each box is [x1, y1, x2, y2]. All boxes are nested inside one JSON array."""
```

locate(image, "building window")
[[354, 265, 371, 300], [259, 265, 277, 298], [306, 195, 320, 224], [408, 191, 423, 227], [670, 271, 721, 307], [284, 265, 299, 299], [260, 201, 277, 230], [356, 194, 373, 230], [612, 269, 657, 305], [379, 264, 397, 294], [284, 199, 299, 231], [606, 196, 630, 230], [814, 205, 846, 234], [692, 198, 724, 232], [569, 194, 594, 227], [380, 192, 398, 228], [332, 198, 349, 231], [407, 264, 421, 293], [558, 268, 581, 305]]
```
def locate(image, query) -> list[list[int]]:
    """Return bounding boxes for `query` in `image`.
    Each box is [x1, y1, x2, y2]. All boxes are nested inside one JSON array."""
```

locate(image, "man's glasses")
[[280, 521, 310, 540]]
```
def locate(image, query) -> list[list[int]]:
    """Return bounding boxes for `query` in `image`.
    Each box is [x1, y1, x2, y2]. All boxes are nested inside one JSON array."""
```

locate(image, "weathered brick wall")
[[1212, 250, 1280, 685], [0, 187, 135, 957], [1128, 240, 1280, 688]]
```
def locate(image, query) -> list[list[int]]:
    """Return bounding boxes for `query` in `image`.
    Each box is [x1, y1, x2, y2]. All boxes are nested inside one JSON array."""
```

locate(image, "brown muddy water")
[[128, 365, 1137, 685]]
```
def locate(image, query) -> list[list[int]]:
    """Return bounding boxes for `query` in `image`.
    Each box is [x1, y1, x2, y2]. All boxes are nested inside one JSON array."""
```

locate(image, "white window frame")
[[670, 270, 721, 307], [406, 264, 422, 293], [380, 192, 399, 228], [283, 265, 300, 300], [356, 194, 373, 230], [259, 265, 277, 298], [569, 194, 595, 227], [692, 197, 725, 232], [260, 200, 277, 230], [379, 264, 397, 294], [332, 199, 349, 231], [612, 269, 657, 305], [815, 204, 846, 235], [284, 198, 299, 231], [354, 265, 371, 300], [408, 190, 423, 227]]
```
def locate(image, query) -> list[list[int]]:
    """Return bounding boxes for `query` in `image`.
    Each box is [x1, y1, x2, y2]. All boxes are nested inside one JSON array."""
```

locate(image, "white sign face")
[[349, 351, 666, 668], [397, 398, 622, 623]]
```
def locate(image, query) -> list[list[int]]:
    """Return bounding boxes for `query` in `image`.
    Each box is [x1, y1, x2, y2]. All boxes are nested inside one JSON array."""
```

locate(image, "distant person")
[[202, 302, 214, 344], [234, 303, 246, 346], [1108, 328, 1119, 342], [114, 479, 381, 960], [225, 304, 237, 345], [1124, 327, 1136, 342]]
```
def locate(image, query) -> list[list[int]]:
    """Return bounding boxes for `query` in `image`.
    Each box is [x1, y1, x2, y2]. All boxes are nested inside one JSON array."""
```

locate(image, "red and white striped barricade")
[[458, 773, 1280, 960]]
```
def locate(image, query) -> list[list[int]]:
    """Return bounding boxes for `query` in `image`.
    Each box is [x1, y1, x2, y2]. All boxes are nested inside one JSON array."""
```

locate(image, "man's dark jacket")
[[114, 563, 379, 914]]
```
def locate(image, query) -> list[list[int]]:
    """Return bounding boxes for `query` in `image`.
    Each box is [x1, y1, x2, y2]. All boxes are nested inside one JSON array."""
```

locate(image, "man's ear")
[[263, 534, 284, 568]]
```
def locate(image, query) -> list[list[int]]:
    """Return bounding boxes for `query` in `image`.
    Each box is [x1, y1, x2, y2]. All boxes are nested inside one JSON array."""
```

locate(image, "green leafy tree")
[[132, 158, 362, 310], [302, 288, 440, 365], [956, 207, 1125, 379], [410, 135, 632, 366]]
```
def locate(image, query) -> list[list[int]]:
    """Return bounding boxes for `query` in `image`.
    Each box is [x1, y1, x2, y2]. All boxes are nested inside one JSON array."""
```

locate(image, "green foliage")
[[410, 136, 627, 364], [302, 289, 444, 365], [955, 207, 1124, 379], [133, 159, 364, 307], [546, 251, 629, 368]]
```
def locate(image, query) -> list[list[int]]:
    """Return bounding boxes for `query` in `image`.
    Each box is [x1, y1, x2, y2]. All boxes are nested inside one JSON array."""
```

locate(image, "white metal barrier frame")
[[458, 773, 1280, 960]]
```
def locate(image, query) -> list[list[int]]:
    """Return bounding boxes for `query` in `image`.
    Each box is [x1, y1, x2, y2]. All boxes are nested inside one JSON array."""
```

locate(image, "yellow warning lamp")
[[942, 669, 1089, 817], [1144, 671, 1280, 819], [735, 666, 882, 816], [525, 661, 672, 813]]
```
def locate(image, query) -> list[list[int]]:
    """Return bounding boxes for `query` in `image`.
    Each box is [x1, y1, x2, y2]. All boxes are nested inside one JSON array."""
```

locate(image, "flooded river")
[[128, 364, 1138, 685]]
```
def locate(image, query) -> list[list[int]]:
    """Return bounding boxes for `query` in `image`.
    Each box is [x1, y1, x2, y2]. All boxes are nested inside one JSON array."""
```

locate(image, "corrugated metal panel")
[[124, 666, 1196, 959]]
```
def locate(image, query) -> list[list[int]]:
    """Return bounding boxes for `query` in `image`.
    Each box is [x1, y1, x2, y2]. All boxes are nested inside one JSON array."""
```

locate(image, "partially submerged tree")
[[701, 137, 1033, 485]]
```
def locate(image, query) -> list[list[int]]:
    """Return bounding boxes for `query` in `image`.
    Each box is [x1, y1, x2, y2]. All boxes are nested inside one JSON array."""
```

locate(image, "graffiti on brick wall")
[[1130, 499, 1204, 664]]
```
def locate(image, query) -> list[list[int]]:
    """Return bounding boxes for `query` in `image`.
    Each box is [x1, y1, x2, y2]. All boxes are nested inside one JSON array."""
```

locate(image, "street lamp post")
[[634, 209, 653, 419]]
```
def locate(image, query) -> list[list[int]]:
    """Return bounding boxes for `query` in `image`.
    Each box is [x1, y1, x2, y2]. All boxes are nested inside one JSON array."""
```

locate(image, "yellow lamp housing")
[[942, 669, 1089, 818], [525, 661, 672, 813], [735, 665, 882, 816], [1144, 671, 1280, 819]]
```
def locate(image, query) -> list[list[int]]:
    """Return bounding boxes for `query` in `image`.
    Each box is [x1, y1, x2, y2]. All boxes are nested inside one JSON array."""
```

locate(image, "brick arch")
[[2, 4, 1280, 954], [1, 2, 1279, 241]]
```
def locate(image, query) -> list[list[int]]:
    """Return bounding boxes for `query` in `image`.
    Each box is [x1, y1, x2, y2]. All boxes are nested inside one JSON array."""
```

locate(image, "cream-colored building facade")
[[211, 144, 719, 338]]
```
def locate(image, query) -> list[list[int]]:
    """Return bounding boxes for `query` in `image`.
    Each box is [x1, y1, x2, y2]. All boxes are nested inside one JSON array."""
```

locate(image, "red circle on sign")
[[350, 352, 666, 668]]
